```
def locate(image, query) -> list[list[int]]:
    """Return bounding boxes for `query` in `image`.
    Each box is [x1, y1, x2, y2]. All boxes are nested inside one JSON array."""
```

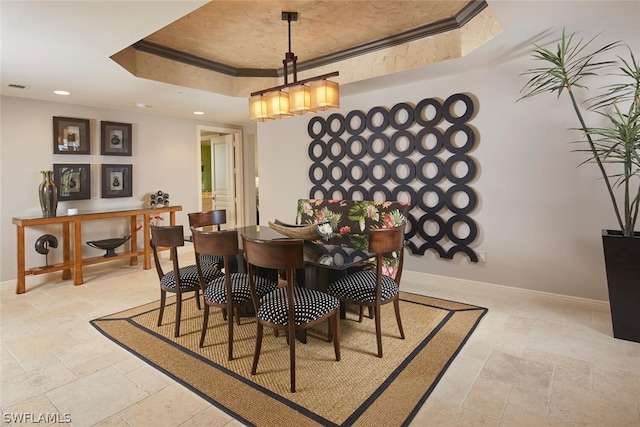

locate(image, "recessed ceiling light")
[[135, 103, 148, 108], [54, 90, 71, 96], [193, 111, 205, 115]]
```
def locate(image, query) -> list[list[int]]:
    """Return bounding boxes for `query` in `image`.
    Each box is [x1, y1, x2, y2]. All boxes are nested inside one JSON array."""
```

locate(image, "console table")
[[12, 206, 181, 294]]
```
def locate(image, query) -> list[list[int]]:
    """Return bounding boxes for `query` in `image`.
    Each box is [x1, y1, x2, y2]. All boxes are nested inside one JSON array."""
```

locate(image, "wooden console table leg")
[[62, 222, 71, 280], [130, 215, 138, 266], [143, 214, 151, 270], [73, 220, 84, 285], [15, 225, 26, 294]]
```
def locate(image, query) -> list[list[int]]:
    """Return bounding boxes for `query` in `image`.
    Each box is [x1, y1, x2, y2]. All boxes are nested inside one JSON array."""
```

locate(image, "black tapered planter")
[[602, 229, 640, 343]]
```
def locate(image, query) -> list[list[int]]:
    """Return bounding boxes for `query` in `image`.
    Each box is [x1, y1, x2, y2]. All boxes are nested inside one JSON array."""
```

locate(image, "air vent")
[[7, 83, 30, 90]]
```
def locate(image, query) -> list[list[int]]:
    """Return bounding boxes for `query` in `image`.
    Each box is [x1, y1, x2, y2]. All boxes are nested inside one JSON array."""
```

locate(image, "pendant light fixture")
[[249, 12, 339, 121]]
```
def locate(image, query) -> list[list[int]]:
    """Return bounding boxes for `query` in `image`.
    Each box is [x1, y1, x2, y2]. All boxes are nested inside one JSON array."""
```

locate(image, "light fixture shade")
[[310, 80, 340, 110], [288, 84, 315, 114], [266, 90, 292, 118], [249, 95, 270, 121]]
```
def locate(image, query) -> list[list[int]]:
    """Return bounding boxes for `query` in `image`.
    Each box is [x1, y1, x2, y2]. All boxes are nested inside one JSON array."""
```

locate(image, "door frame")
[[196, 125, 245, 227]]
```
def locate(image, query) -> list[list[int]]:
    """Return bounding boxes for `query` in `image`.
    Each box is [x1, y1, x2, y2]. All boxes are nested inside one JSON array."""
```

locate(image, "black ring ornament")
[[366, 132, 390, 159], [345, 110, 366, 135], [415, 127, 444, 156], [327, 137, 346, 160], [445, 185, 477, 215], [416, 241, 448, 257], [445, 246, 479, 262], [308, 139, 327, 162], [309, 185, 330, 199], [390, 158, 416, 185], [405, 215, 418, 240], [369, 184, 393, 201], [390, 184, 417, 204], [346, 135, 367, 160], [366, 106, 389, 132], [443, 93, 474, 123], [443, 124, 475, 154], [368, 158, 391, 184], [326, 113, 346, 137], [417, 213, 447, 241], [308, 116, 326, 139], [446, 215, 478, 245], [346, 185, 369, 200], [415, 97, 443, 127], [417, 184, 446, 212], [416, 157, 445, 184], [308, 163, 328, 185], [327, 185, 348, 200], [346, 160, 368, 185], [389, 102, 414, 130], [389, 130, 416, 157], [444, 154, 477, 184], [328, 161, 347, 185]]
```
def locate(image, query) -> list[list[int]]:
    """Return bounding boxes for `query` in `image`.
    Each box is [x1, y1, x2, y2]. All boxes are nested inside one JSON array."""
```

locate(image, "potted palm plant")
[[519, 29, 640, 342]]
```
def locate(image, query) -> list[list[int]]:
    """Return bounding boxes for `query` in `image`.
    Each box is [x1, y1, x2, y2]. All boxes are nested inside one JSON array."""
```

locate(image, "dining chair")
[[192, 228, 278, 360], [326, 224, 406, 358], [188, 210, 229, 271], [150, 224, 219, 337], [242, 235, 341, 393]]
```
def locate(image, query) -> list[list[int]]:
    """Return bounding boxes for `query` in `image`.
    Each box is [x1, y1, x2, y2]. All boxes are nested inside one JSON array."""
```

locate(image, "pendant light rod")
[[250, 71, 339, 97]]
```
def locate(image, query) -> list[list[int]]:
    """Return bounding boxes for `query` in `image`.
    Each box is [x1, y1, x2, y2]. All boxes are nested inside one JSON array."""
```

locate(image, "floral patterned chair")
[[295, 199, 410, 279]]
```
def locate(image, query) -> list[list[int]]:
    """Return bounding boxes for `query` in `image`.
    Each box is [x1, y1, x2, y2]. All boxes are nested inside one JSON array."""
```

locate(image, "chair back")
[[188, 210, 227, 231], [150, 224, 185, 280], [191, 228, 238, 290], [241, 235, 303, 310], [369, 224, 406, 283]]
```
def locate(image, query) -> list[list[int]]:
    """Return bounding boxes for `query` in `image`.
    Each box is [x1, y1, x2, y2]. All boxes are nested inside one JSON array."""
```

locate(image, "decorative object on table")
[[38, 170, 58, 217], [34, 234, 58, 267], [101, 164, 132, 198], [268, 219, 332, 240], [86, 235, 131, 257], [53, 163, 91, 200], [519, 29, 640, 342], [149, 190, 170, 208], [100, 121, 132, 156], [53, 116, 90, 154]]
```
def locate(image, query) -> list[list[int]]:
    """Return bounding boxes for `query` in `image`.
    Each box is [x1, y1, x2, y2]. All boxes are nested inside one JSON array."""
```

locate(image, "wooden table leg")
[[130, 215, 138, 266], [15, 225, 26, 294], [62, 222, 71, 280], [143, 214, 151, 269], [73, 220, 84, 285]]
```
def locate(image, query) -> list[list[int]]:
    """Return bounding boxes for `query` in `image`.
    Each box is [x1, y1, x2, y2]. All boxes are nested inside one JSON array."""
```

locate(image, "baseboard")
[[402, 270, 610, 313]]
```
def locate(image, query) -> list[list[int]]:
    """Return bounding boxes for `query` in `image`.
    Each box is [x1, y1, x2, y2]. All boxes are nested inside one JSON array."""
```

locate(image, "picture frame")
[[101, 121, 132, 156], [101, 164, 132, 198], [53, 116, 91, 154], [53, 163, 91, 201]]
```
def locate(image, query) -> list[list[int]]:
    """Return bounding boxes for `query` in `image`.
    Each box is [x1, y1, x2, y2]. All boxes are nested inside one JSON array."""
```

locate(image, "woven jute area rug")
[[91, 292, 486, 427]]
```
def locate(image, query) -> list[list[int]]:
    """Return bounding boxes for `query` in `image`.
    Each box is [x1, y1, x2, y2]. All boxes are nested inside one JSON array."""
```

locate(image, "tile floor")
[[1, 253, 639, 426]]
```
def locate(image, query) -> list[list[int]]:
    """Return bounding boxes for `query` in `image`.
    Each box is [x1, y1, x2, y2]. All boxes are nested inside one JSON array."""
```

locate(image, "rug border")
[[90, 292, 487, 427]]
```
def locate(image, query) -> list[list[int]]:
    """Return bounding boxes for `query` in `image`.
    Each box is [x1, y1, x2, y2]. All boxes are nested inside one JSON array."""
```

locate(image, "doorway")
[[197, 125, 245, 228]]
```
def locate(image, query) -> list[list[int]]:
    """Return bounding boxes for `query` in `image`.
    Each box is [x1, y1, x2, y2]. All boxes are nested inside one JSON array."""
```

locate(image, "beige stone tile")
[[480, 351, 553, 392], [1, 344, 25, 381], [592, 365, 640, 404], [2, 327, 79, 372], [179, 406, 241, 427], [91, 412, 130, 426], [412, 397, 499, 426], [507, 385, 551, 415], [124, 363, 174, 395], [0, 359, 77, 407], [117, 383, 209, 427], [501, 403, 570, 427], [68, 346, 133, 378], [45, 367, 149, 426], [462, 376, 512, 419], [430, 354, 483, 406], [549, 386, 640, 426]]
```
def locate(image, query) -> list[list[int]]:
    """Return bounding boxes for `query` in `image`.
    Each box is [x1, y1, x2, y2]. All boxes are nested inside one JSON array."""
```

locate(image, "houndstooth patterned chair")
[[192, 228, 278, 360], [327, 224, 406, 358], [151, 225, 220, 338], [242, 235, 341, 393]]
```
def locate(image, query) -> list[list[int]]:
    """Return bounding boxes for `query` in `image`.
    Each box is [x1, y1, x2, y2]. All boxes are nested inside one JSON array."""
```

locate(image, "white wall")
[[256, 1, 640, 301], [0, 96, 246, 282]]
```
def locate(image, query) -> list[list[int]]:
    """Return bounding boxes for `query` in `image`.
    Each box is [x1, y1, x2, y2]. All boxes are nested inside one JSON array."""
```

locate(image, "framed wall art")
[[53, 163, 91, 200], [101, 121, 132, 156], [101, 164, 132, 198], [53, 116, 91, 154]]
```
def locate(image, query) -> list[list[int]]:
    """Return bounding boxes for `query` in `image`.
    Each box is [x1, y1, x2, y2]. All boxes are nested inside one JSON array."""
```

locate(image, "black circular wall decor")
[[307, 94, 479, 262]]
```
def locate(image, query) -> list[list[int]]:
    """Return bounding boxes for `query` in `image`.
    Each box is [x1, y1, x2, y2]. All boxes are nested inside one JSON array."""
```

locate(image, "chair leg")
[[358, 306, 364, 322], [157, 290, 166, 326], [235, 307, 241, 325], [289, 325, 296, 393], [227, 303, 234, 361], [174, 293, 182, 338], [332, 313, 341, 361], [251, 323, 264, 375], [195, 290, 202, 310], [375, 303, 382, 358], [393, 297, 405, 339], [199, 305, 210, 348]]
